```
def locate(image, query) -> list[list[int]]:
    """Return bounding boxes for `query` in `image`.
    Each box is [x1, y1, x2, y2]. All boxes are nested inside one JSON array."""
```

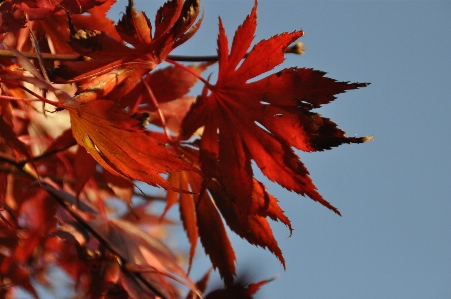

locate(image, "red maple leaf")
[[182, 1, 370, 218], [162, 145, 289, 285], [179, 1, 372, 277], [164, 168, 237, 286]]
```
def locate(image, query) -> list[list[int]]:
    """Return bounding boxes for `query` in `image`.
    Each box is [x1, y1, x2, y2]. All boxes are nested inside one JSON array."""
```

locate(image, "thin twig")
[[0, 49, 82, 61], [0, 42, 304, 62], [141, 78, 174, 143]]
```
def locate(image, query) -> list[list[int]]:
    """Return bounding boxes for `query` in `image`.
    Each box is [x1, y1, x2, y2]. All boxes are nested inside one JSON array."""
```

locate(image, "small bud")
[[290, 42, 306, 55], [363, 136, 374, 142]]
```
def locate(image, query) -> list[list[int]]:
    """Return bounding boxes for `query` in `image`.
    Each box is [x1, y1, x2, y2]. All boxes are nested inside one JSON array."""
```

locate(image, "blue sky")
[[107, 1, 451, 298]]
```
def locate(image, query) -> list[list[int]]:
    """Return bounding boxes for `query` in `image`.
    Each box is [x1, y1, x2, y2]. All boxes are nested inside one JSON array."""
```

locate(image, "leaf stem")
[[141, 78, 174, 143], [165, 58, 213, 89]]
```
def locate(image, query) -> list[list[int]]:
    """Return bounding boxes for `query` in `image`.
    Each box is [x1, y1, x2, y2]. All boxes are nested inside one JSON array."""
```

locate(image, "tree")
[[0, 0, 371, 298]]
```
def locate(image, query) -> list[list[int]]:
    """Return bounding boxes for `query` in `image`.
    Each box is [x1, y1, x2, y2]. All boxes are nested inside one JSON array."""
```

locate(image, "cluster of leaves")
[[0, 0, 371, 298]]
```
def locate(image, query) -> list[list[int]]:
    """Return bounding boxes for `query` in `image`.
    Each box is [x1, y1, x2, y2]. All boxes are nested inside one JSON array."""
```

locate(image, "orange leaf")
[[73, 61, 153, 103], [66, 100, 196, 191]]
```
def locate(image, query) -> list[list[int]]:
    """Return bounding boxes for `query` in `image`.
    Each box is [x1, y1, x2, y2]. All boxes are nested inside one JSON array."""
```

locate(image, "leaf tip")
[[329, 204, 342, 216]]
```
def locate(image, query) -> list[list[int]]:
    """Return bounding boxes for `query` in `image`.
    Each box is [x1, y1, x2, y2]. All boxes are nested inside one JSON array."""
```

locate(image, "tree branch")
[[0, 42, 304, 62], [0, 49, 82, 61]]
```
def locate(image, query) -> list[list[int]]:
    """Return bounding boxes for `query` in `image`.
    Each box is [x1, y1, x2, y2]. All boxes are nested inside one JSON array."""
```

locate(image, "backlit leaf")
[[66, 100, 197, 191]]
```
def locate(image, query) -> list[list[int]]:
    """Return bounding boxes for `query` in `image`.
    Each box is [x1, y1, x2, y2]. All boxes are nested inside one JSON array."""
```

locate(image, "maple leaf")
[[163, 145, 291, 284], [66, 100, 197, 191], [164, 168, 237, 286], [71, 60, 153, 103], [182, 0, 371, 223]]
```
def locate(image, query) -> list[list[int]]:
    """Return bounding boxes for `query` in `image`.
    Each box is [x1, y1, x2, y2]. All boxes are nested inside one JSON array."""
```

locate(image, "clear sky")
[[107, 1, 451, 298]]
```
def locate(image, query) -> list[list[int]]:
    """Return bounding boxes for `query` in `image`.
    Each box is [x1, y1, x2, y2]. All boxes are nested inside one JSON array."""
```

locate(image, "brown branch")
[[0, 42, 304, 62], [168, 42, 305, 61], [0, 49, 82, 61]]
